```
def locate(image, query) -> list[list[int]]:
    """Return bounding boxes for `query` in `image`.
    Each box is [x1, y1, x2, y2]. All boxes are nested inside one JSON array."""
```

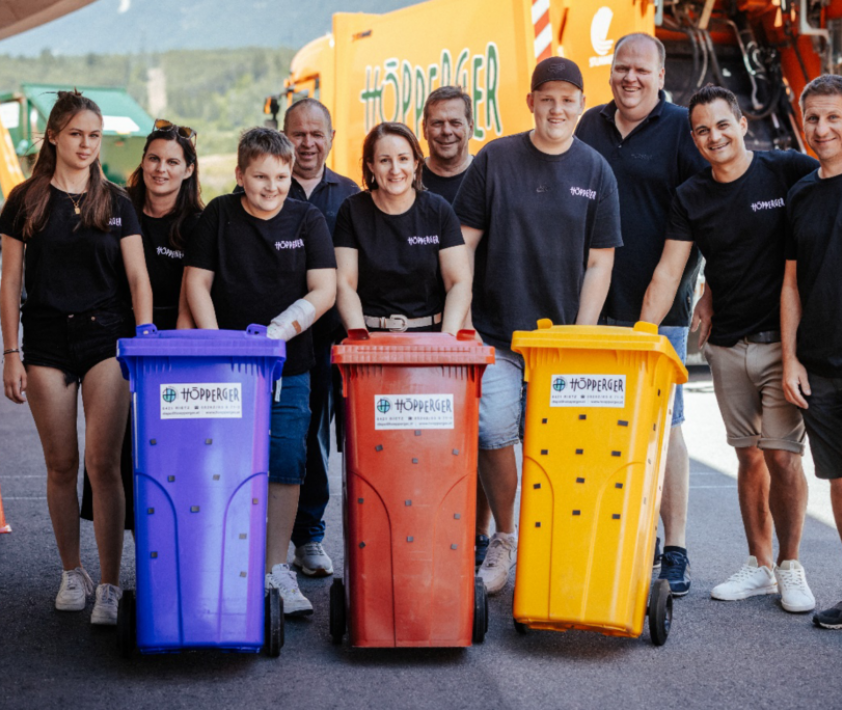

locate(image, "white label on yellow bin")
[[549, 374, 626, 408], [374, 394, 455, 430], [160, 383, 243, 419]]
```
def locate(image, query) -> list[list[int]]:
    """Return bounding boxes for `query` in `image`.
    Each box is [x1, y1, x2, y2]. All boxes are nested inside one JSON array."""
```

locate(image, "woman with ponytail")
[[0, 90, 153, 625]]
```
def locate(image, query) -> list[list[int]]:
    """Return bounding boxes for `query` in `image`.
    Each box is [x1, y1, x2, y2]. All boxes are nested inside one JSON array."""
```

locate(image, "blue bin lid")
[[117, 324, 286, 360]]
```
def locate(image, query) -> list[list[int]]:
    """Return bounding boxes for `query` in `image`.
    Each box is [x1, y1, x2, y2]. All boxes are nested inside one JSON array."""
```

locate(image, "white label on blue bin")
[[549, 374, 626, 408], [159, 383, 243, 419], [374, 394, 455, 430]]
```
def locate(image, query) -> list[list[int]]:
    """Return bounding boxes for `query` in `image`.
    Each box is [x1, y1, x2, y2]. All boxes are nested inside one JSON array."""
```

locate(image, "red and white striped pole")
[[532, 0, 553, 62]]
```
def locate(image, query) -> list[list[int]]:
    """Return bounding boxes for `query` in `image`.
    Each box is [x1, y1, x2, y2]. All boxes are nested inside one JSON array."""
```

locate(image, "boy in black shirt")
[[185, 128, 336, 615], [782, 75, 842, 629], [641, 85, 817, 615]]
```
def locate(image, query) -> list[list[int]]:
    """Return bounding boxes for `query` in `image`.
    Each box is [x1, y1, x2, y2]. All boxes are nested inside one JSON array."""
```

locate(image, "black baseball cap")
[[531, 56, 584, 92]]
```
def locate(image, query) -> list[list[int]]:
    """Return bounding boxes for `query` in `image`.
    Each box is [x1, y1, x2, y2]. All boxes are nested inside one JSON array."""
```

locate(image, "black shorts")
[[22, 307, 135, 386], [802, 371, 842, 480]]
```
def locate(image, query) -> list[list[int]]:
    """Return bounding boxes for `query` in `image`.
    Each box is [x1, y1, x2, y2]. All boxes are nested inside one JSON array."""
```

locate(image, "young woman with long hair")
[[0, 90, 153, 624]]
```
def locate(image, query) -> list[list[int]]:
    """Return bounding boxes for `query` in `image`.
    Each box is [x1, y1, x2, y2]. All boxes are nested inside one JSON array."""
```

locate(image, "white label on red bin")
[[160, 383, 243, 419], [549, 374, 626, 408], [374, 394, 455, 430]]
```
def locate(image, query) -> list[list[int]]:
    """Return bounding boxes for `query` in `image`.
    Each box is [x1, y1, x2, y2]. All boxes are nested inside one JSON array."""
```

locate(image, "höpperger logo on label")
[[553, 377, 566, 392], [589, 7, 615, 67]]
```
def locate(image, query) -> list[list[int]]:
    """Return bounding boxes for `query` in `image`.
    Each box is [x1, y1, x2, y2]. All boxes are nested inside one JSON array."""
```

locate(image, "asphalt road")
[[1, 368, 840, 710]]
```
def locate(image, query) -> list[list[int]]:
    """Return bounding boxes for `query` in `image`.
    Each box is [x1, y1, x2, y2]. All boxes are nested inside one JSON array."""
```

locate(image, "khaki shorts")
[[704, 340, 805, 454]]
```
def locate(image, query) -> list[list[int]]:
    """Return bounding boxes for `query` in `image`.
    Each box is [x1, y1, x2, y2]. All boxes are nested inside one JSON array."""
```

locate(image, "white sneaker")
[[293, 542, 334, 577], [711, 556, 778, 601], [55, 567, 94, 611], [265, 563, 313, 616], [478, 533, 517, 596], [775, 560, 816, 613], [91, 583, 122, 625]]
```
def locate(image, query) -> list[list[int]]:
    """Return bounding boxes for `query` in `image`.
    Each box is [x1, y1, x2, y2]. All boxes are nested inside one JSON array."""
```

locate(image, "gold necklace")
[[67, 192, 84, 215]]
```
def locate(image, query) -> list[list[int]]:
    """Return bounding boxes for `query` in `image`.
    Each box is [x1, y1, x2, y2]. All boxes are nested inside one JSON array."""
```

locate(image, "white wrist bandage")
[[267, 299, 317, 341]]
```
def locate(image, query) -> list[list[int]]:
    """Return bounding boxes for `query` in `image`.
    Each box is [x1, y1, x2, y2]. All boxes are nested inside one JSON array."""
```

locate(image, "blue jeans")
[[269, 372, 311, 484], [291, 343, 332, 546]]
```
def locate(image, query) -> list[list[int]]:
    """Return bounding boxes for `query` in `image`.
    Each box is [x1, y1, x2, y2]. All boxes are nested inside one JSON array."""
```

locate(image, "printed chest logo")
[[108, 217, 122, 226], [751, 197, 785, 212], [570, 186, 597, 200], [407, 235, 439, 245], [156, 246, 184, 260], [275, 239, 304, 250], [589, 7, 615, 67]]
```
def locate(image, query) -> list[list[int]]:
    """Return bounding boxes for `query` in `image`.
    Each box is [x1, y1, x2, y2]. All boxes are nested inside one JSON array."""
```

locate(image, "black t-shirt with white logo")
[[141, 212, 201, 330], [453, 133, 623, 349], [422, 163, 468, 205], [186, 193, 336, 376], [666, 150, 818, 346], [0, 185, 141, 321], [333, 189, 464, 320], [785, 170, 842, 378], [576, 94, 708, 326]]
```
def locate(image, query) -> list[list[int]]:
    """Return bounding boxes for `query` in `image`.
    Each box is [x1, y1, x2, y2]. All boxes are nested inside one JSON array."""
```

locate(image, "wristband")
[[3, 348, 20, 356]]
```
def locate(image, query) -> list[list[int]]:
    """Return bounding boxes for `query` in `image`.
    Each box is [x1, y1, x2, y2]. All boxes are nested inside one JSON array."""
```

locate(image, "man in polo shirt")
[[782, 74, 842, 629], [284, 98, 359, 577], [575, 33, 707, 596], [454, 56, 622, 595], [641, 84, 817, 614]]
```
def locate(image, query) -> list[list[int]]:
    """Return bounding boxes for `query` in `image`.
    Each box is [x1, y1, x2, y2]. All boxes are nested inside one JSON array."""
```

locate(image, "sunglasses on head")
[[153, 118, 197, 143]]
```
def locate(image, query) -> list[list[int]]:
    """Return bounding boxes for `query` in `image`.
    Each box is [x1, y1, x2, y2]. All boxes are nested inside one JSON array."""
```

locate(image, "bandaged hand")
[[267, 299, 317, 341]]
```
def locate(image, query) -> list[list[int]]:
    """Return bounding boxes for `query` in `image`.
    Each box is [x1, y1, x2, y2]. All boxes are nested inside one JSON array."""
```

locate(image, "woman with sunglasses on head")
[[80, 119, 204, 531], [334, 122, 472, 336], [0, 90, 153, 624]]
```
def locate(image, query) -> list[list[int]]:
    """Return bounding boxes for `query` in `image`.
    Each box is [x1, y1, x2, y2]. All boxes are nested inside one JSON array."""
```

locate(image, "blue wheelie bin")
[[116, 325, 285, 657]]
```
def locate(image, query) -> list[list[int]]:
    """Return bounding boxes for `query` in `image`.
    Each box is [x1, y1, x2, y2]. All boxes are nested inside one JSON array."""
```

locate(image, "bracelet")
[[3, 348, 20, 356]]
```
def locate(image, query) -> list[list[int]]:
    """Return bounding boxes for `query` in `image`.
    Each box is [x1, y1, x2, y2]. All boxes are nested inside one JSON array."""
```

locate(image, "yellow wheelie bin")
[[510, 320, 688, 646]]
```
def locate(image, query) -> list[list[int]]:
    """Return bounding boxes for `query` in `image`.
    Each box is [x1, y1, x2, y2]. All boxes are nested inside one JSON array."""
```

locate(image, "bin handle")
[[135, 324, 158, 337], [247, 324, 268, 337], [347, 328, 370, 341], [537, 318, 553, 330], [456, 329, 478, 342], [633, 321, 658, 335]]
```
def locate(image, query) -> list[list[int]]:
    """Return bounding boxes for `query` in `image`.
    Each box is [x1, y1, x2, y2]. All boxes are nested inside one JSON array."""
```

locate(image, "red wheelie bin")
[[330, 330, 495, 647]]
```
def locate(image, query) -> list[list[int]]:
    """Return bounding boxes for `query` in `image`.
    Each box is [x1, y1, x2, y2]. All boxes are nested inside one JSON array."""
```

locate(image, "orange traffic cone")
[[0, 479, 10, 533]]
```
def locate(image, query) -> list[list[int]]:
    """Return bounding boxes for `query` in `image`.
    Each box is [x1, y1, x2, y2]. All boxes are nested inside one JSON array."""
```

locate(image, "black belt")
[[745, 330, 781, 344]]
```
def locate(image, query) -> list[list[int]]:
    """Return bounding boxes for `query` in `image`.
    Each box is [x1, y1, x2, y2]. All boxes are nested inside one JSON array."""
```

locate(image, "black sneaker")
[[813, 601, 842, 629], [653, 537, 662, 571], [659, 547, 691, 596], [475, 534, 490, 569]]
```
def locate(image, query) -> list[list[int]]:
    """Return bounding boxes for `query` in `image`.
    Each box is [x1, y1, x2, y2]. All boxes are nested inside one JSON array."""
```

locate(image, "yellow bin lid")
[[511, 320, 688, 385]]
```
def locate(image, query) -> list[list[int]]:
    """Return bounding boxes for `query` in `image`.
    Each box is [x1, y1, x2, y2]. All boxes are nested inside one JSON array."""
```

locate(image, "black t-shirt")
[[186, 193, 336, 376], [141, 212, 201, 330], [453, 133, 623, 348], [288, 167, 360, 347], [334, 189, 463, 320], [0, 185, 141, 320], [666, 150, 818, 346], [422, 163, 468, 205], [576, 93, 708, 326], [785, 170, 842, 377]]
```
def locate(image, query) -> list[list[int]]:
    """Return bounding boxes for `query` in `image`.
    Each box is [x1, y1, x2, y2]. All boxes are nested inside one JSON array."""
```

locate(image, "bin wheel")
[[329, 578, 346, 645], [117, 589, 136, 659], [648, 578, 673, 646], [472, 577, 487, 644], [513, 618, 528, 635], [264, 588, 284, 657]]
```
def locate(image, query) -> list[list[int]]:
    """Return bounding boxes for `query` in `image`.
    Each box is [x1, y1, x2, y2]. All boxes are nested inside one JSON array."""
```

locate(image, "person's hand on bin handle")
[[267, 299, 316, 341]]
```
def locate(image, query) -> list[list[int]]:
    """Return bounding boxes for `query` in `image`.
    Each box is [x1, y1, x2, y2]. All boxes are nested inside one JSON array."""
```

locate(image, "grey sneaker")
[[265, 563, 313, 616], [477, 533, 517, 595], [775, 560, 816, 613], [90, 583, 122, 625], [55, 567, 94, 611], [293, 542, 334, 577]]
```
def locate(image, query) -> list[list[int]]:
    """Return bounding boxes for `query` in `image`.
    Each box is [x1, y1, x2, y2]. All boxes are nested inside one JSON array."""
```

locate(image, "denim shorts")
[[22, 307, 135, 386], [269, 372, 311, 484], [607, 320, 688, 427], [478, 345, 527, 450]]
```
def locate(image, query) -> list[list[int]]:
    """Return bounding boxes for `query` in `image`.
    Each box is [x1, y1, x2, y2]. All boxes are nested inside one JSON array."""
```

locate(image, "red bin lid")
[[332, 329, 495, 366]]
